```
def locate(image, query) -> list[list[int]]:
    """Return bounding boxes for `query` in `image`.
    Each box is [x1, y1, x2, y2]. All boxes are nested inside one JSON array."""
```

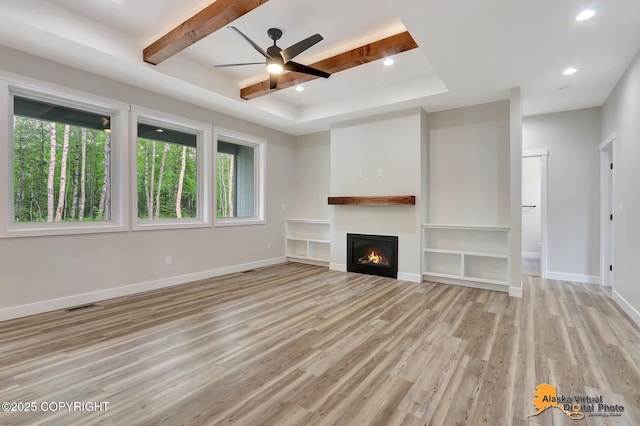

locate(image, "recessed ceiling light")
[[295, 86, 304, 92], [156, 128, 164, 132], [563, 67, 577, 75], [383, 58, 394, 66], [576, 10, 596, 21]]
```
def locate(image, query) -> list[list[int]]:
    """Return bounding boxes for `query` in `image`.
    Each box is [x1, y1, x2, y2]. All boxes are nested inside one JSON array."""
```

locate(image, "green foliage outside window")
[[13, 116, 110, 223], [136, 138, 197, 220]]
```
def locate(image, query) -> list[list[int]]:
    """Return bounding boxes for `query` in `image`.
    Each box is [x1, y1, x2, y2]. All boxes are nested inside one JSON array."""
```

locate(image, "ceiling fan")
[[215, 26, 331, 90]]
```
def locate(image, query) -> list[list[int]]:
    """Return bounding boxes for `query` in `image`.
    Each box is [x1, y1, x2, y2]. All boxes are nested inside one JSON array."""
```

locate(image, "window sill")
[[133, 218, 210, 231], [213, 218, 266, 227], [2, 222, 128, 239]]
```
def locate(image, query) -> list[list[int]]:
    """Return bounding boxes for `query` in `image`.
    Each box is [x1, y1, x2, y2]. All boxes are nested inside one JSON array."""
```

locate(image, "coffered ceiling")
[[0, 0, 639, 135]]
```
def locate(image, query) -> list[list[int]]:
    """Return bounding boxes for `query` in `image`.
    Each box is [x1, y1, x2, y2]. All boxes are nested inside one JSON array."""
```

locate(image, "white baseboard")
[[509, 286, 523, 298], [329, 263, 347, 272], [546, 271, 600, 285], [423, 275, 509, 294], [397, 272, 422, 283], [613, 290, 640, 328], [330, 263, 421, 283], [522, 252, 540, 260], [0, 257, 287, 322], [286, 257, 329, 267]]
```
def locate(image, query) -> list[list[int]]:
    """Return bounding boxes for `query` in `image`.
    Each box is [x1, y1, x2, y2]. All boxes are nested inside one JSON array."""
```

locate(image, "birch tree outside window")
[[12, 97, 113, 224], [214, 129, 265, 226], [132, 109, 210, 231], [136, 123, 198, 220]]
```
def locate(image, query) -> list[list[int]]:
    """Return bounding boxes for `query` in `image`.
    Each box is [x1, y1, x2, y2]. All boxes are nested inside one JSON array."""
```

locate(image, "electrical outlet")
[[165, 256, 172, 265], [267, 242, 272, 250], [378, 168, 383, 177]]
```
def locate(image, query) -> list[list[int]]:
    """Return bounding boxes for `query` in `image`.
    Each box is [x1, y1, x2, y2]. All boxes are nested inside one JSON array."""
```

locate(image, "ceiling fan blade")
[[284, 61, 331, 78], [214, 62, 266, 68], [269, 73, 278, 90], [280, 34, 323, 63], [227, 26, 271, 59]]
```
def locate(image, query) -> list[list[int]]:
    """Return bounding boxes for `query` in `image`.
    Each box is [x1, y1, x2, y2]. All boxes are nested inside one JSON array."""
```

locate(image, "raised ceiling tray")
[[328, 195, 416, 205]]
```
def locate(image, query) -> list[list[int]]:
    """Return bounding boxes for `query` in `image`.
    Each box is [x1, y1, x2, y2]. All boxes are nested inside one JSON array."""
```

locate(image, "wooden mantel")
[[328, 195, 416, 206]]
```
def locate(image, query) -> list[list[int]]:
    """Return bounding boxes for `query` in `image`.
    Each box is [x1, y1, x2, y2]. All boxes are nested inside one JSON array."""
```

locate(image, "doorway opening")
[[599, 134, 615, 289], [522, 150, 548, 278]]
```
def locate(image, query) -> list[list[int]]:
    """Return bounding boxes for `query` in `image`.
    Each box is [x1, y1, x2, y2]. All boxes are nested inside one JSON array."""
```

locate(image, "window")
[[133, 107, 210, 230], [214, 128, 265, 226], [1, 80, 128, 238]]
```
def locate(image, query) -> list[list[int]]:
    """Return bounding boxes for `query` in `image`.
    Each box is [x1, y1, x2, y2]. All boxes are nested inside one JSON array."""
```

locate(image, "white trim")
[[329, 264, 421, 283], [523, 148, 549, 157], [539, 153, 548, 279], [423, 274, 508, 293], [599, 135, 615, 288], [1, 78, 130, 238], [522, 251, 540, 259], [398, 272, 422, 283], [287, 258, 329, 267], [422, 223, 509, 231], [546, 271, 600, 285], [521, 150, 549, 279], [509, 286, 523, 298], [599, 132, 616, 151], [0, 257, 287, 322], [0, 80, 12, 237], [213, 127, 266, 227], [130, 107, 212, 231], [613, 290, 640, 328], [329, 263, 347, 272]]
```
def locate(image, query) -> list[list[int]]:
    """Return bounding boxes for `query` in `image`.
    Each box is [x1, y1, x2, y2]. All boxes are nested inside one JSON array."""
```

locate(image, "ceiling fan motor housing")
[[267, 28, 283, 41]]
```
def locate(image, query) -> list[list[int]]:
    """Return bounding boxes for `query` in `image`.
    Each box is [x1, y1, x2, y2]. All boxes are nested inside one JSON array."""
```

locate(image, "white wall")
[[290, 131, 331, 220], [428, 101, 511, 225], [0, 46, 296, 319], [523, 108, 601, 282], [602, 48, 640, 326], [329, 110, 424, 281]]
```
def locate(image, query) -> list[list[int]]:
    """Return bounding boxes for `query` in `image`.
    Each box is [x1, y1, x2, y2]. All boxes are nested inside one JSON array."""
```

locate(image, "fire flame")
[[368, 250, 384, 264]]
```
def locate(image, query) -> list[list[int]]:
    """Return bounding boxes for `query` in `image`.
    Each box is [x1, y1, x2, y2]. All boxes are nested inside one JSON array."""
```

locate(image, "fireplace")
[[347, 233, 398, 279]]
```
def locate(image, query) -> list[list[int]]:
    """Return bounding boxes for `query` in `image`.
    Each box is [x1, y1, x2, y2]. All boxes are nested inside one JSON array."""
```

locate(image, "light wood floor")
[[1, 263, 639, 425]]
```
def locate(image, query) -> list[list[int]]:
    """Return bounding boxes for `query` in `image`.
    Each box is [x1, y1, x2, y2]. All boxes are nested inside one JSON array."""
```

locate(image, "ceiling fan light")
[[267, 63, 283, 74]]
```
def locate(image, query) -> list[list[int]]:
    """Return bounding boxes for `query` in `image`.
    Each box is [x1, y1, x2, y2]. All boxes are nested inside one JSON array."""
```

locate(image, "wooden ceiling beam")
[[240, 31, 418, 100], [144, 0, 270, 65]]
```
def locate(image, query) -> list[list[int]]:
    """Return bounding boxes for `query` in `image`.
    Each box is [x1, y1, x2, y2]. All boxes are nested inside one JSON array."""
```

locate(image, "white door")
[[522, 156, 541, 276]]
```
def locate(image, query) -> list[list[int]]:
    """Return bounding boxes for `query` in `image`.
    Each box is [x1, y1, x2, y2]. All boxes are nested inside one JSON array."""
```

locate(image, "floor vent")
[[65, 303, 97, 312], [243, 269, 256, 273]]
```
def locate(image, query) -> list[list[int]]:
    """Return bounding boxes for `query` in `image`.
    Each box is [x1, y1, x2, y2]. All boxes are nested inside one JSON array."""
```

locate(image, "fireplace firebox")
[[346, 233, 398, 279]]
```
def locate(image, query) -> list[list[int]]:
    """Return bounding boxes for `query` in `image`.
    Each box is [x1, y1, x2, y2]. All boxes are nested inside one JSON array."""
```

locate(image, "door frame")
[[522, 149, 548, 279], [599, 133, 615, 288]]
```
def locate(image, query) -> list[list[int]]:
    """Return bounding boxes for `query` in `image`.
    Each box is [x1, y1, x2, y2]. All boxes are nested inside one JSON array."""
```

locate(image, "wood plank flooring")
[[1, 263, 639, 425]]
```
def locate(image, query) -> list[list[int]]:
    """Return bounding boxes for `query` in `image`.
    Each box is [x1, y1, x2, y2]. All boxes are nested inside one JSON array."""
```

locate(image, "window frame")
[[0, 77, 130, 238], [213, 127, 266, 227], [131, 106, 211, 231]]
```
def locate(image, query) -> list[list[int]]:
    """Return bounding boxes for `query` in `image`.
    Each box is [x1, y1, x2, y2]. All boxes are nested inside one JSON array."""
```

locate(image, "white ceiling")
[[1, 0, 639, 135]]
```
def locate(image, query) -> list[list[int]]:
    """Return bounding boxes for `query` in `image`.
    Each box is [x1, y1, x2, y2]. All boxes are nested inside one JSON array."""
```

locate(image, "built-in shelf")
[[422, 223, 510, 290], [328, 195, 416, 205], [285, 219, 331, 265]]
